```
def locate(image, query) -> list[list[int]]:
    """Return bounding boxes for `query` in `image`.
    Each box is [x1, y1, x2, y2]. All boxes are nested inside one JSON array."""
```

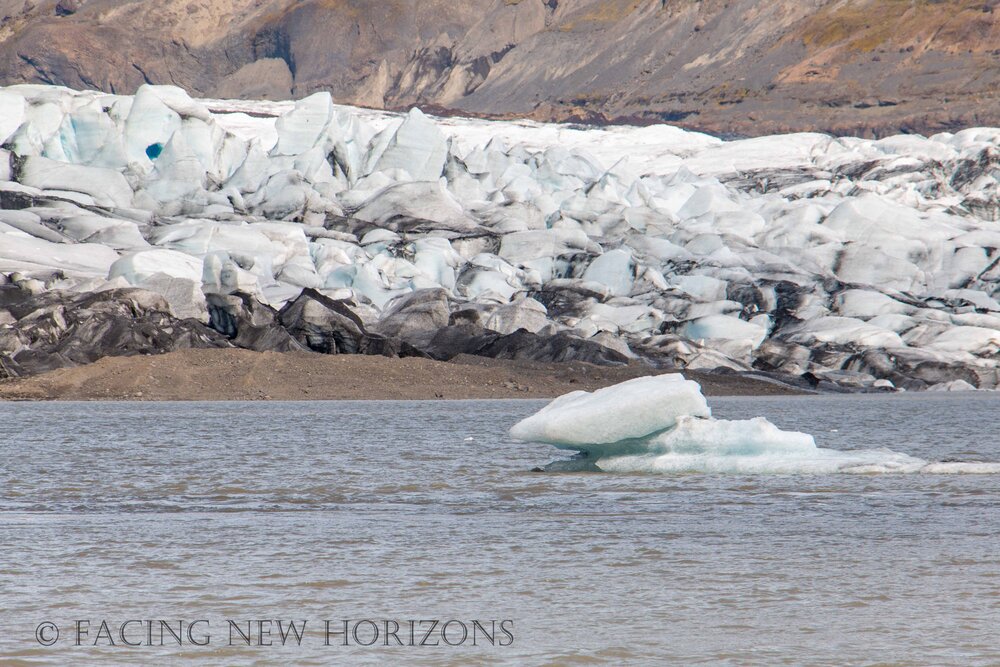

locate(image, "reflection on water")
[[2, 394, 1000, 665]]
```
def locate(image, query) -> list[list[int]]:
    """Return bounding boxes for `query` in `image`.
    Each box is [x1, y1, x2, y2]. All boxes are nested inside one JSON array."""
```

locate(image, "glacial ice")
[[511, 376, 1000, 474], [0, 83, 999, 388], [18, 156, 134, 208], [509, 375, 712, 447], [109, 248, 204, 285]]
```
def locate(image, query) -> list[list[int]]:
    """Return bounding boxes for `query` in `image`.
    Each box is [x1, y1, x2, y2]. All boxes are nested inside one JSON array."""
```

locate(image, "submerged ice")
[[510, 376, 1000, 474]]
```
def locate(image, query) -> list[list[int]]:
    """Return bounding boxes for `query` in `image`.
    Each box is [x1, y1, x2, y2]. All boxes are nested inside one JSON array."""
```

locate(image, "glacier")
[[510, 376, 1000, 474], [0, 83, 999, 389]]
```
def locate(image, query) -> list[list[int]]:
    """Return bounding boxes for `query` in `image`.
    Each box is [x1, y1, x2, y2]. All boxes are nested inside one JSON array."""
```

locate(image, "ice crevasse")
[[510, 376, 1000, 474]]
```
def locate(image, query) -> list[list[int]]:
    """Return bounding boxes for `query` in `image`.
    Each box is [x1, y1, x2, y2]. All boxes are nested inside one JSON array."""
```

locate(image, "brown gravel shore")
[[0, 349, 806, 401]]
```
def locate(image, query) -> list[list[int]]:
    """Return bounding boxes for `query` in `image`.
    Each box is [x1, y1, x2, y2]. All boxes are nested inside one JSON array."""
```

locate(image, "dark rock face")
[[0, 285, 230, 378], [0, 0, 997, 137]]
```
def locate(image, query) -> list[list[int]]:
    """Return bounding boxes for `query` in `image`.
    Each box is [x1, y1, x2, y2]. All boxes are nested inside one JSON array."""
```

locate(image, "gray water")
[[2, 394, 1000, 666]]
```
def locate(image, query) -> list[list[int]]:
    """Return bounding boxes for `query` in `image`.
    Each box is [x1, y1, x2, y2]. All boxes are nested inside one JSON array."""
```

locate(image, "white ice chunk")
[[683, 314, 768, 348], [0, 232, 119, 277], [595, 416, 933, 474], [485, 297, 549, 334], [354, 181, 473, 231], [509, 374, 711, 447], [0, 91, 25, 145], [137, 273, 208, 321], [108, 248, 204, 284], [926, 379, 978, 392], [17, 157, 134, 209], [370, 108, 449, 182], [513, 376, 1000, 474], [498, 228, 595, 265], [57, 215, 148, 250], [57, 109, 128, 168], [123, 85, 183, 166], [582, 248, 634, 297], [835, 289, 914, 319], [670, 275, 728, 302], [785, 316, 906, 348], [927, 327, 1000, 354], [271, 92, 335, 156]]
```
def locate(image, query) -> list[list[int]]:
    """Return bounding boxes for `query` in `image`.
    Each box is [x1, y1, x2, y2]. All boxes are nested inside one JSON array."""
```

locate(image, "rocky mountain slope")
[[0, 0, 997, 137]]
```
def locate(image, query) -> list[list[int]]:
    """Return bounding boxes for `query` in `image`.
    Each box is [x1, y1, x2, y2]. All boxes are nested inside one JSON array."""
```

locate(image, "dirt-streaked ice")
[[1, 83, 999, 389]]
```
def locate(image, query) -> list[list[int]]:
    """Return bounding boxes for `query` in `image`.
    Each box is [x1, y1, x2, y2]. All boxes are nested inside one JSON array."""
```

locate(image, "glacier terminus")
[[1, 83, 999, 391]]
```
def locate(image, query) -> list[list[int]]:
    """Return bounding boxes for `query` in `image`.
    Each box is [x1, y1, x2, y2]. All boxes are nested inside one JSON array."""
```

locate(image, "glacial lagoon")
[[3, 394, 1000, 665]]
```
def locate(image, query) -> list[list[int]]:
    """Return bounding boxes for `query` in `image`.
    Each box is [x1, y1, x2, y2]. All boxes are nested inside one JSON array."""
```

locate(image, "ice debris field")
[[1, 84, 1000, 388], [510, 376, 1000, 474]]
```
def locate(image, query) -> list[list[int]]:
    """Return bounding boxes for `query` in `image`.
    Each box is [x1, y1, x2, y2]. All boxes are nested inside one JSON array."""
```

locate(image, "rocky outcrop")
[[0, 0, 998, 136]]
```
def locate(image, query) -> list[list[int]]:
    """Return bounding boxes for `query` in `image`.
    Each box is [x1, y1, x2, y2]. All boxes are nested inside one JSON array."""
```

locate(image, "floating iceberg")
[[510, 376, 1000, 474]]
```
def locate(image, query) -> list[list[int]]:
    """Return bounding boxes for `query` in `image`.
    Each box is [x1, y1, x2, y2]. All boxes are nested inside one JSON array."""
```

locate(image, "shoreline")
[[0, 349, 807, 402]]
